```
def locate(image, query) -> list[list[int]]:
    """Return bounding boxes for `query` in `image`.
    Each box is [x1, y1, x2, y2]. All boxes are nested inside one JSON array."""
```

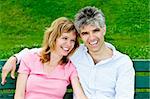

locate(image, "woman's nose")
[[66, 40, 72, 47]]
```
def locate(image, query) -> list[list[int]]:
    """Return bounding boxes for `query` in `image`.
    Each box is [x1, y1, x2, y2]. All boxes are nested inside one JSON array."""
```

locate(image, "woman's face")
[[53, 31, 76, 57]]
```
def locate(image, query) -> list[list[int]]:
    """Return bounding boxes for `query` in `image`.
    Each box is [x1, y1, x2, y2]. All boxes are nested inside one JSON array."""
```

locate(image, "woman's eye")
[[71, 40, 75, 42], [62, 37, 67, 40]]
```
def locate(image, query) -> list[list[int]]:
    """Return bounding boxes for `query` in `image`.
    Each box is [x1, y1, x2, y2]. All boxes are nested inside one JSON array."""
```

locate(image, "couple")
[[1, 6, 135, 99]]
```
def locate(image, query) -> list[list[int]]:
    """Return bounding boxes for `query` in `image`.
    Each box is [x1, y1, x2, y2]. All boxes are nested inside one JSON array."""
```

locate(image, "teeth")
[[90, 41, 97, 45], [63, 47, 69, 51]]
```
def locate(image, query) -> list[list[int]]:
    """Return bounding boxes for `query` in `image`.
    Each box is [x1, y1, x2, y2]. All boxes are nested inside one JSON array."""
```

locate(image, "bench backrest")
[[133, 59, 150, 99], [0, 59, 150, 99]]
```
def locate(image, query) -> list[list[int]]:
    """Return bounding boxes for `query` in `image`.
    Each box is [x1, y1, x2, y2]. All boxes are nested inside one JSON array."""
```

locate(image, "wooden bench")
[[0, 59, 150, 99]]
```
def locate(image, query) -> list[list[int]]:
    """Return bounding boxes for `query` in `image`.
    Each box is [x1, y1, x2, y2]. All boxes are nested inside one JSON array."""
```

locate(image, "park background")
[[0, 0, 150, 97], [0, 0, 149, 59]]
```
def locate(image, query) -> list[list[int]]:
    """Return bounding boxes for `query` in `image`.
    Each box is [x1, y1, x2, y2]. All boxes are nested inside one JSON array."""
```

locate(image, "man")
[[1, 6, 135, 99]]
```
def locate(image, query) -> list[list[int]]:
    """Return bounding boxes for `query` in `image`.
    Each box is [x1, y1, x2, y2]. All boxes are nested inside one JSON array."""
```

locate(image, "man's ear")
[[103, 25, 106, 35]]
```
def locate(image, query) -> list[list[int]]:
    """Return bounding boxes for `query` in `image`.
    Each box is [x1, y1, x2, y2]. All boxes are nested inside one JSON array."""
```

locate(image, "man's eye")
[[93, 29, 100, 32]]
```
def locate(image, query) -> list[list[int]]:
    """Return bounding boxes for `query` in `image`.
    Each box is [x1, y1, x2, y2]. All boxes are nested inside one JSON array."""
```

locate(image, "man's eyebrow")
[[81, 31, 88, 34]]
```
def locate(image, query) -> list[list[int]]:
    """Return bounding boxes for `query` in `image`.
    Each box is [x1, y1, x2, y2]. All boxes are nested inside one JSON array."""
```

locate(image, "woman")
[[14, 17, 87, 99]]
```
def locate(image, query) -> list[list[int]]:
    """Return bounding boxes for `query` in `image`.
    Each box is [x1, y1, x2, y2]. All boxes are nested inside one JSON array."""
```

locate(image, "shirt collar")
[[105, 42, 118, 58], [82, 42, 117, 57], [82, 42, 118, 65]]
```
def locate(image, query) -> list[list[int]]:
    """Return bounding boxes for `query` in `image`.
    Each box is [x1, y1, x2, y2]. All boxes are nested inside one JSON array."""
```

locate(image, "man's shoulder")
[[70, 44, 87, 62], [73, 44, 86, 54], [113, 50, 133, 69], [105, 42, 132, 62], [115, 50, 131, 61]]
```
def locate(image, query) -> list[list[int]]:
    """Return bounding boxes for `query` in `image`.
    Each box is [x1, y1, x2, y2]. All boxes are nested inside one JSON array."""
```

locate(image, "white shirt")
[[15, 42, 135, 99], [70, 42, 135, 99]]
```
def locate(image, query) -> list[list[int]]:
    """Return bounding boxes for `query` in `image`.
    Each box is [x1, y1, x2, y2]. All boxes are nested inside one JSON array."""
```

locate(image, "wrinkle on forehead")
[[80, 23, 100, 32]]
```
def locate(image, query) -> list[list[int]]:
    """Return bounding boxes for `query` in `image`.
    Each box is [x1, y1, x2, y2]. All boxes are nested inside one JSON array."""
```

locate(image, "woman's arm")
[[71, 76, 87, 99], [14, 73, 28, 99]]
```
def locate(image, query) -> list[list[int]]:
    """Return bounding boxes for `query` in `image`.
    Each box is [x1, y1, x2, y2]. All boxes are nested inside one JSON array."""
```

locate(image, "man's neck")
[[88, 44, 113, 64]]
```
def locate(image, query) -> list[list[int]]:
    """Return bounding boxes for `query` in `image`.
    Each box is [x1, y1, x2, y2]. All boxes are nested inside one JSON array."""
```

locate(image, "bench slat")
[[133, 60, 150, 72], [135, 76, 150, 88], [135, 92, 150, 99], [0, 96, 14, 99], [0, 60, 5, 71], [0, 84, 16, 89]]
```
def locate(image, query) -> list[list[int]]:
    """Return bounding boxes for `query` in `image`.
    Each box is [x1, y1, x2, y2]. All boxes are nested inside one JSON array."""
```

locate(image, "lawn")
[[0, 0, 149, 59]]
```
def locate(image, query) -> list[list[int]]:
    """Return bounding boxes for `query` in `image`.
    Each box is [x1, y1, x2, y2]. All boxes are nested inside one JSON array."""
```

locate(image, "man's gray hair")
[[74, 6, 105, 33]]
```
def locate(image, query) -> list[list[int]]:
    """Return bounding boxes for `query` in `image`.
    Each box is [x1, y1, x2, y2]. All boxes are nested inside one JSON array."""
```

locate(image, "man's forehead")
[[80, 24, 101, 32]]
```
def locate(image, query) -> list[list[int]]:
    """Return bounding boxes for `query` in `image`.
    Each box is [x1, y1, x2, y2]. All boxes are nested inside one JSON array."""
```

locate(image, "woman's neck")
[[49, 52, 63, 66]]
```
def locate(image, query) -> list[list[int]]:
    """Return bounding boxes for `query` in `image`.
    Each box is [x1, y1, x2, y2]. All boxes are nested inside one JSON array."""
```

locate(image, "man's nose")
[[88, 33, 95, 40]]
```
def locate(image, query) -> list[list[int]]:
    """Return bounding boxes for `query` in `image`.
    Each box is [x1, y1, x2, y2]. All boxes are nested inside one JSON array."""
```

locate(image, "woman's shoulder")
[[21, 51, 40, 63], [64, 60, 76, 71]]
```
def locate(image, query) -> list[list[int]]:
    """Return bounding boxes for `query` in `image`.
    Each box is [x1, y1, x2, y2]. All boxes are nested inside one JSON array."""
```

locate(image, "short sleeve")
[[69, 63, 78, 81], [14, 48, 30, 64], [18, 53, 31, 74]]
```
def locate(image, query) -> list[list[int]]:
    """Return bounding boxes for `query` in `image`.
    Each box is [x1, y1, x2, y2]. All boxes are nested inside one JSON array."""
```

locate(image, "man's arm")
[[115, 57, 135, 99], [1, 56, 17, 85], [1, 48, 40, 85]]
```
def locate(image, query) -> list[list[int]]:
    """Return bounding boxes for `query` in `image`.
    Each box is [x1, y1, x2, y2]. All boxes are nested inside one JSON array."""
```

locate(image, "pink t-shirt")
[[18, 52, 77, 99]]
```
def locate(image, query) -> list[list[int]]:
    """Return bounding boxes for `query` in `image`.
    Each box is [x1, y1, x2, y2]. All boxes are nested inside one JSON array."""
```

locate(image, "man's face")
[[79, 24, 106, 53]]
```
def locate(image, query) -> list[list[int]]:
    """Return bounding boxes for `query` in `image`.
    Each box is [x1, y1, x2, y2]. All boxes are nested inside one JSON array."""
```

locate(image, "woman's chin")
[[61, 52, 69, 57]]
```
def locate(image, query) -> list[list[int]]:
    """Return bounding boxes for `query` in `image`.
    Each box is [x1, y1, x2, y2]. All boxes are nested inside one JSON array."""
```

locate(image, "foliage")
[[0, 0, 149, 59]]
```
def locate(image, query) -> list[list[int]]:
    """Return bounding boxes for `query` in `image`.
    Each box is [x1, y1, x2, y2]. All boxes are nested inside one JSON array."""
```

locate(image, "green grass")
[[0, 0, 149, 59]]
